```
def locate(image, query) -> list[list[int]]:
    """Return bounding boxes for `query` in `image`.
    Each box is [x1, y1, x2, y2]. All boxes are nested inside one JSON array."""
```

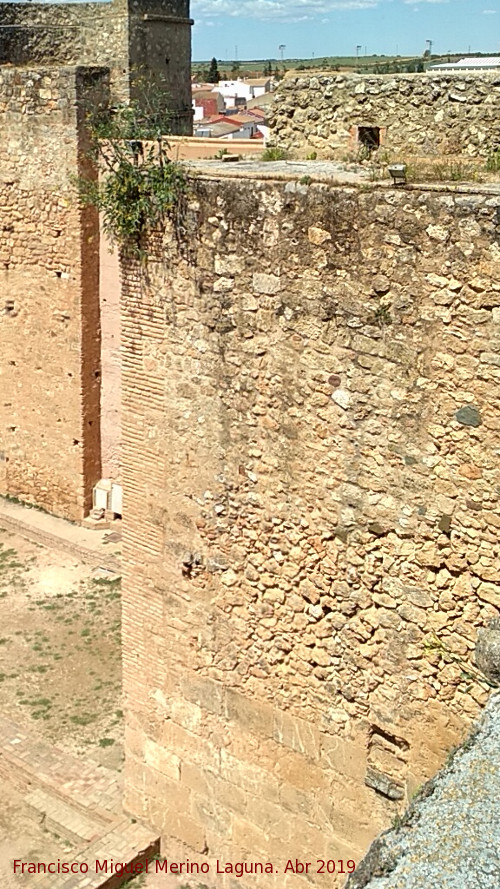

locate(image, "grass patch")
[[91, 576, 121, 589], [486, 150, 500, 174], [69, 713, 97, 726], [105, 591, 120, 601], [261, 147, 288, 161], [29, 697, 52, 708]]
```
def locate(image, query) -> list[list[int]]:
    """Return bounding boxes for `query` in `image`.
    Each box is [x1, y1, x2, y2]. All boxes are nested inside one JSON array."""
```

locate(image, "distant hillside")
[[192, 52, 500, 80]]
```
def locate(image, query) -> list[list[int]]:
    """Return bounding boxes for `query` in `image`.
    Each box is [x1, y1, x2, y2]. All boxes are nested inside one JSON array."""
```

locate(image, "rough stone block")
[[144, 738, 181, 780], [365, 767, 404, 801], [252, 272, 281, 295], [475, 618, 500, 685], [180, 674, 224, 716], [215, 255, 244, 275], [225, 689, 274, 738], [180, 762, 211, 796], [320, 734, 367, 782], [190, 791, 232, 836], [220, 750, 280, 803], [273, 710, 320, 759], [231, 815, 269, 855], [275, 749, 327, 792], [164, 812, 207, 853]]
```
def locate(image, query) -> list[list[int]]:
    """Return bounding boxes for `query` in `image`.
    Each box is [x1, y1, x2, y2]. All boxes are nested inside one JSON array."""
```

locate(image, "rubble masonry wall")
[[270, 73, 500, 158], [121, 174, 500, 886]]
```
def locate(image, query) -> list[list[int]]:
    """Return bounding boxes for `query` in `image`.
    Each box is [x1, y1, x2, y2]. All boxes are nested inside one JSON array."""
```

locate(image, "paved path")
[[0, 716, 158, 889], [187, 158, 500, 194], [0, 499, 121, 573]]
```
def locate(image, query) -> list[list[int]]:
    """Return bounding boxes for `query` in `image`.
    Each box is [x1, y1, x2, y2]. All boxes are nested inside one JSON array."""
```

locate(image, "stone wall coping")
[[184, 159, 500, 196]]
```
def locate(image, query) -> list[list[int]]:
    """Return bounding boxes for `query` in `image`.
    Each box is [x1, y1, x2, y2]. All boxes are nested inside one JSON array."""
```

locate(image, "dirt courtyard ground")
[[0, 519, 220, 889], [0, 521, 124, 887], [0, 526, 123, 770]]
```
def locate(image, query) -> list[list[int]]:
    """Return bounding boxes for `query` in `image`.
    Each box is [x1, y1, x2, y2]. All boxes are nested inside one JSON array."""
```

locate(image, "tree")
[[207, 57, 220, 84], [231, 60, 241, 78]]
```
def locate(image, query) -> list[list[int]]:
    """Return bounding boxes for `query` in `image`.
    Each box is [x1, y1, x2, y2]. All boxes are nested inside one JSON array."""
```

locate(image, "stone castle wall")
[[0, 66, 105, 519], [121, 173, 500, 885], [270, 72, 500, 158], [0, 0, 193, 131], [0, 1, 129, 100]]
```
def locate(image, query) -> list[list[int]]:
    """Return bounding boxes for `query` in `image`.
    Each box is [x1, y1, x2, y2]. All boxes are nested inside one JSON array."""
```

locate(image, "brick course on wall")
[[121, 172, 500, 884], [0, 66, 105, 520], [270, 72, 500, 158]]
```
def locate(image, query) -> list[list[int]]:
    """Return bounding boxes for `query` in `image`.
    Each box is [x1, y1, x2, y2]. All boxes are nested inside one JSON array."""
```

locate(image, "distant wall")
[[0, 0, 193, 131], [0, 1, 129, 100], [167, 135, 265, 160], [121, 172, 500, 886], [0, 66, 106, 520], [270, 73, 500, 157]]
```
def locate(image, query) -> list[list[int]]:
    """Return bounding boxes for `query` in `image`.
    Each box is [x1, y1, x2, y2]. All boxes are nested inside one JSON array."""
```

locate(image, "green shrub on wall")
[[75, 82, 187, 257]]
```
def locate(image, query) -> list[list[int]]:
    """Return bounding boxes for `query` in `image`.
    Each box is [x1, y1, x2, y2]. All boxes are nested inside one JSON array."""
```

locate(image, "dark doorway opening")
[[358, 126, 380, 151]]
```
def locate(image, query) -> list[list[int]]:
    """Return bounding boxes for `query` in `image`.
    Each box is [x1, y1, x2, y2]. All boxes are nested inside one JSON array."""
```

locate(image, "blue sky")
[[191, 0, 500, 61]]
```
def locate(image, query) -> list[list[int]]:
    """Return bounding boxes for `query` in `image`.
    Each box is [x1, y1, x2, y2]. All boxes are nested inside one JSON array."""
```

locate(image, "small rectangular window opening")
[[358, 126, 380, 151]]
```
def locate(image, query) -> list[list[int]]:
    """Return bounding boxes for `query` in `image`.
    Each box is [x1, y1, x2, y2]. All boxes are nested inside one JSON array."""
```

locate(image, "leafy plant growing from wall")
[[75, 81, 187, 258]]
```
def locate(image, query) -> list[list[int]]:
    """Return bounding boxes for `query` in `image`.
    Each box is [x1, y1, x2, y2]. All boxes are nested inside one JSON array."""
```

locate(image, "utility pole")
[[426, 39, 433, 57], [356, 44, 362, 69], [279, 44, 286, 63]]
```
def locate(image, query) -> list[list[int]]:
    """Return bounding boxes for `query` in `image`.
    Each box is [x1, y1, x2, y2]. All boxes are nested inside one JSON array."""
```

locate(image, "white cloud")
[[193, 0, 378, 23], [482, 7, 497, 12]]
